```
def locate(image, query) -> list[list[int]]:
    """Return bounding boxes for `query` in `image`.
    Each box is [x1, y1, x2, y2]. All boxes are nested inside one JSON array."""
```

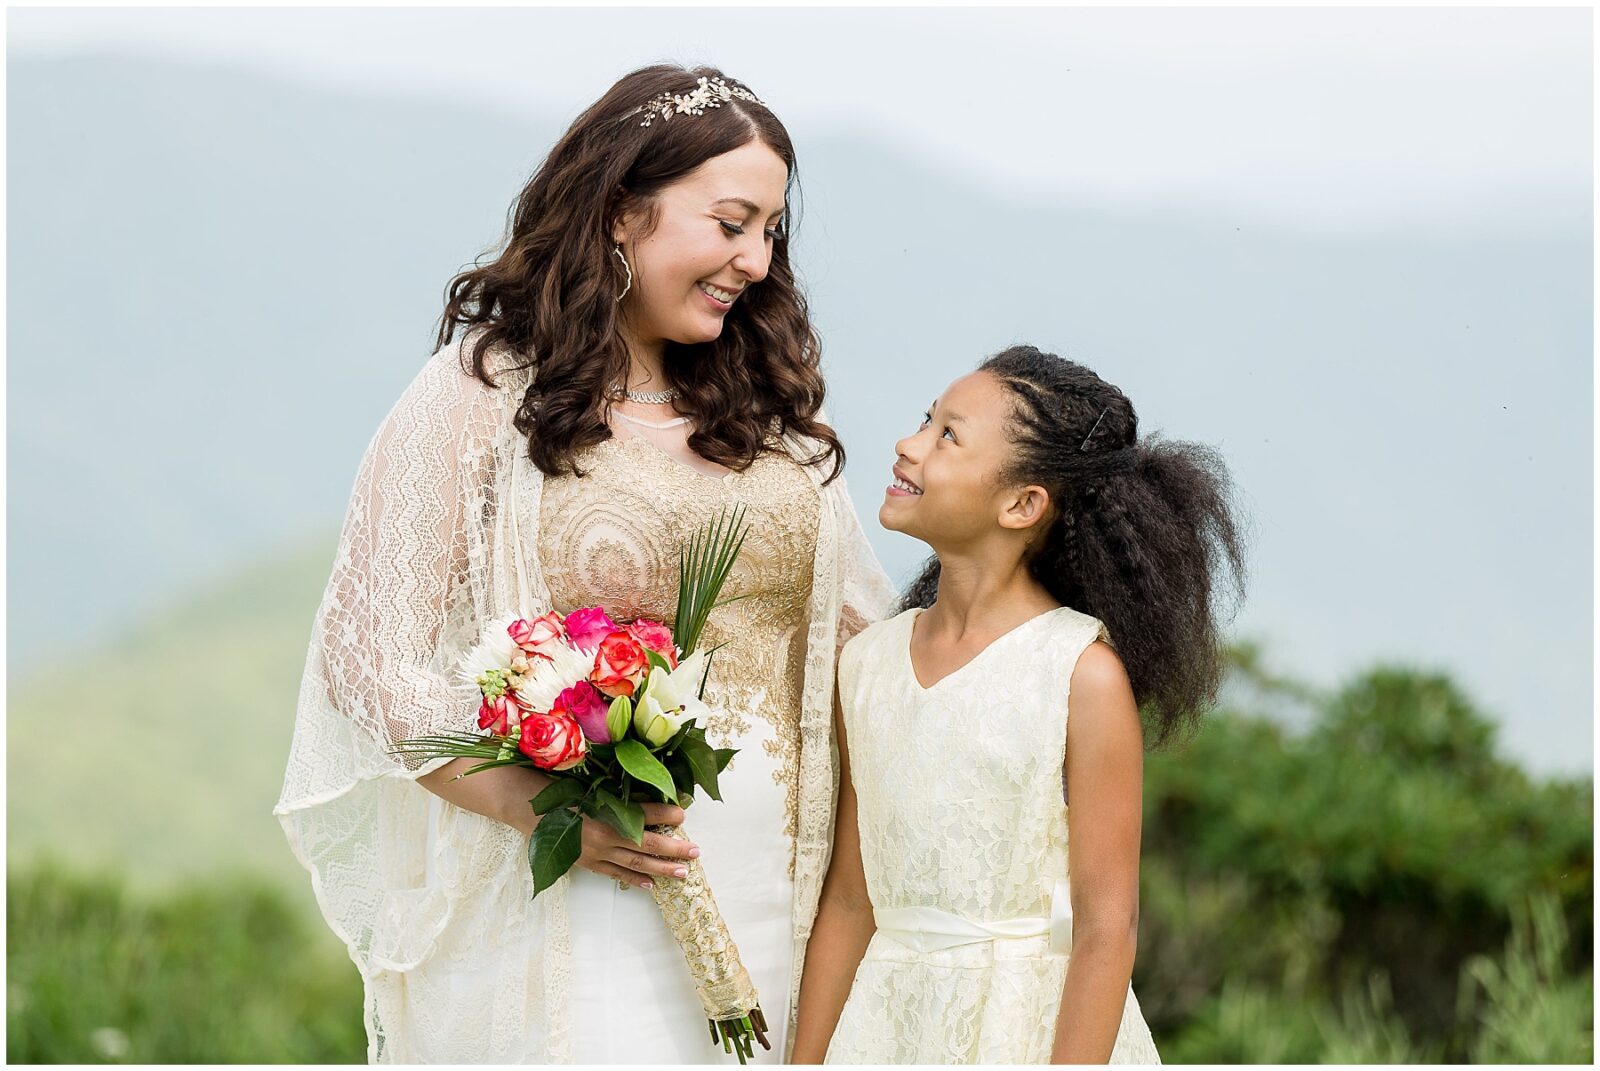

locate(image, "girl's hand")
[[573, 802, 699, 889]]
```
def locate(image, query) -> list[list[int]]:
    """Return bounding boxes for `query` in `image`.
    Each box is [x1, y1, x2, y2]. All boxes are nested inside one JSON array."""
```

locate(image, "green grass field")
[[7, 864, 365, 1063], [7, 540, 1592, 1062]]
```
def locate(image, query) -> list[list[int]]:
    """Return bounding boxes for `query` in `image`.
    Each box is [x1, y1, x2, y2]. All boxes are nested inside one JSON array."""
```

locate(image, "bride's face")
[[613, 140, 788, 348]]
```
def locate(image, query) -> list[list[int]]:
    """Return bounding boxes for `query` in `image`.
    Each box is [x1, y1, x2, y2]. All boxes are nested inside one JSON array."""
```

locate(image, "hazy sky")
[[6, 7, 1593, 776], [10, 6, 1590, 233]]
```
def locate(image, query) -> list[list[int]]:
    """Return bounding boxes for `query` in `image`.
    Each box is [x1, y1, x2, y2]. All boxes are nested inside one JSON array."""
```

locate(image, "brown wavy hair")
[[436, 64, 843, 482]]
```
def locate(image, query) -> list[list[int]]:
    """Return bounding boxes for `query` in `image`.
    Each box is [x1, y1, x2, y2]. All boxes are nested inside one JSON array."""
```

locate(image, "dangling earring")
[[613, 243, 633, 302]]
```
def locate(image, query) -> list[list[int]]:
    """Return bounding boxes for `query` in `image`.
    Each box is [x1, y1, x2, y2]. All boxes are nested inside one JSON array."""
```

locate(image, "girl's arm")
[[1051, 641, 1146, 1064], [790, 689, 875, 1063]]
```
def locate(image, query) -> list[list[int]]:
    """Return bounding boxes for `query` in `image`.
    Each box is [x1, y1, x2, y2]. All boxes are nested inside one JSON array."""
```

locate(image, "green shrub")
[[1139, 658, 1592, 1060], [1457, 893, 1594, 1063]]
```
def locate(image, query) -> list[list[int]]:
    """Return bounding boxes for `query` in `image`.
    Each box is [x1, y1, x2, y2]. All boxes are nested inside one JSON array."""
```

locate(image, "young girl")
[[791, 345, 1245, 1064]]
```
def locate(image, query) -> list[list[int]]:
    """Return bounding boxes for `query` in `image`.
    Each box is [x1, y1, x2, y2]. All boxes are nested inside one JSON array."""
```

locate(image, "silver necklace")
[[612, 381, 680, 405]]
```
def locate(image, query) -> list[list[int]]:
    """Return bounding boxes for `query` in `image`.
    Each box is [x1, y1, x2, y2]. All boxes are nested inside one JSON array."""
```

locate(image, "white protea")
[[513, 639, 597, 714], [457, 613, 523, 689]]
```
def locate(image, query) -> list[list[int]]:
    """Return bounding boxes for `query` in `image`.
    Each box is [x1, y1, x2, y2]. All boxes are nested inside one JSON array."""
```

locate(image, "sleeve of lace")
[[813, 407, 898, 646], [832, 471, 898, 649], [274, 340, 510, 976]]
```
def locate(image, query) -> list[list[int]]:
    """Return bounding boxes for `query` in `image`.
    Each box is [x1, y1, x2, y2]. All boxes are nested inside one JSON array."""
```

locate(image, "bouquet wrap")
[[648, 823, 760, 1021]]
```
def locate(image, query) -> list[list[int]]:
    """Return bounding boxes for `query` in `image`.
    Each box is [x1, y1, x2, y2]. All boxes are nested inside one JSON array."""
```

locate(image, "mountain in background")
[[6, 531, 333, 920], [6, 54, 1591, 773]]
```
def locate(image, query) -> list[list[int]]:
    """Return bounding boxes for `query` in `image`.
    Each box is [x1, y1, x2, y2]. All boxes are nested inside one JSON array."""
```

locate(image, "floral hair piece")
[[629, 76, 767, 128]]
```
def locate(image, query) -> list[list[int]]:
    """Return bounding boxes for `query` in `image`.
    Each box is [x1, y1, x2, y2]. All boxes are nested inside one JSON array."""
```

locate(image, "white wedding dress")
[[827, 606, 1162, 1064], [273, 338, 897, 1063], [538, 413, 821, 1062]]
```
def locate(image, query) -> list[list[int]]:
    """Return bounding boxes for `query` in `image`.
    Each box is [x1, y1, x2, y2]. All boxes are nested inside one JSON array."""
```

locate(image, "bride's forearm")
[[417, 757, 552, 836]]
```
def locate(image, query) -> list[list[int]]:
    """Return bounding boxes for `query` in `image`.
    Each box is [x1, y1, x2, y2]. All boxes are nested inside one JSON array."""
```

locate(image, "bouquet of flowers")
[[391, 509, 770, 1061]]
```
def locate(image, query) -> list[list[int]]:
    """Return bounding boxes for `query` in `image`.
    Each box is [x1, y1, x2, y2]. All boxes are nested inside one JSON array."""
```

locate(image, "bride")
[[275, 64, 895, 1063]]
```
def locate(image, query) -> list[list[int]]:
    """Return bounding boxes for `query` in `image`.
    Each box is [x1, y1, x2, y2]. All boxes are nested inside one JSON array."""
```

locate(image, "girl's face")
[[614, 140, 788, 349], [882, 370, 1042, 548]]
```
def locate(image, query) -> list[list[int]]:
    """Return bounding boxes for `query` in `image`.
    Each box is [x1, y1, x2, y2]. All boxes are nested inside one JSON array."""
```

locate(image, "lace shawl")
[[274, 335, 897, 1062]]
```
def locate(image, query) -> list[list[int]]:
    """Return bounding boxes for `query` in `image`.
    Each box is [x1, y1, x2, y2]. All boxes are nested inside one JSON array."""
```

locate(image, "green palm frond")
[[388, 732, 510, 762], [673, 506, 750, 657]]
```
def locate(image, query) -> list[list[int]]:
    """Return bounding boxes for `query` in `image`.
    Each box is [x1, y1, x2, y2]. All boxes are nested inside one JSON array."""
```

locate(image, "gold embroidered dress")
[[541, 414, 820, 1061], [273, 337, 896, 1063]]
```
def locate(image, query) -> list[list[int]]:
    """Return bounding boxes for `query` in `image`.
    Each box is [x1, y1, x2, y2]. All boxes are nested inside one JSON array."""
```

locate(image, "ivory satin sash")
[[873, 880, 1073, 955]]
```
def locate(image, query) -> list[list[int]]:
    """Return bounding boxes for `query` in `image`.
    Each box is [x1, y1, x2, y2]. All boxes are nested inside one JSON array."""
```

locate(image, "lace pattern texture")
[[538, 430, 820, 855], [274, 335, 896, 1062], [646, 824, 762, 1019], [825, 607, 1161, 1065]]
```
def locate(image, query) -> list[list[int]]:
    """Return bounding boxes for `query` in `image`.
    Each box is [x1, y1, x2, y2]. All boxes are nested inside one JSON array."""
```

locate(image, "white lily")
[[633, 649, 712, 746]]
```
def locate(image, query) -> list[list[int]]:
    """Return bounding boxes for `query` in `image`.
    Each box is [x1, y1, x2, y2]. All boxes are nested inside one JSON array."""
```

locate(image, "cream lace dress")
[[273, 338, 897, 1063], [539, 411, 820, 1061], [826, 606, 1161, 1064]]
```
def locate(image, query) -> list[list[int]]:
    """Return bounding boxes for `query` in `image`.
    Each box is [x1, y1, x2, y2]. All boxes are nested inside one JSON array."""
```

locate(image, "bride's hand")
[[575, 802, 698, 889]]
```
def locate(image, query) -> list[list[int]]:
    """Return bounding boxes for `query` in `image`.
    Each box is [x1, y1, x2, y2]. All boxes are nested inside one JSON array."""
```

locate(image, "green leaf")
[[530, 777, 586, 816], [459, 757, 531, 777], [678, 734, 724, 802], [612, 738, 680, 804], [697, 647, 719, 699], [387, 731, 507, 761], [663, 753, 695, 797], [594, 787, 646, 845], [714, 746, 738, 773], [527, 806, 583, 897], [643, 648, 671, 675], [663, 716, 696, 754]]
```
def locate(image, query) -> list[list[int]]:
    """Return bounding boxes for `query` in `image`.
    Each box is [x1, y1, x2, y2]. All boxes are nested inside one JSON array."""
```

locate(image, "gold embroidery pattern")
[[538, 435, 820, 858], [647, 823, 761, 1019]]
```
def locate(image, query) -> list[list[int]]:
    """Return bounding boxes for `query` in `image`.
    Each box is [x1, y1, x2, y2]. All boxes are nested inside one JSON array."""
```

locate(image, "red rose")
[[589, 630, 649, 698], [518, 712, 588, 771], [627, 619, 679, 670], [477, 694, 512, 735]]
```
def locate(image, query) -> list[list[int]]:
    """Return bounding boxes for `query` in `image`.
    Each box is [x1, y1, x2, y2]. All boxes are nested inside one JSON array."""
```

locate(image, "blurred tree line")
[[8, 651, 1592, 1062], [1139, 647, 1592, 1062]]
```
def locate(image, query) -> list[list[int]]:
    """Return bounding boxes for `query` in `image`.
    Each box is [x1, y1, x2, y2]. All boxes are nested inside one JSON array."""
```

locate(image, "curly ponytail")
[[899, 344, 1247, 746]]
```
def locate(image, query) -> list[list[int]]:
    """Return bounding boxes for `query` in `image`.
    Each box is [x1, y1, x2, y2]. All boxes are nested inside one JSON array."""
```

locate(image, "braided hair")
[[899, 344, 1247, 747]]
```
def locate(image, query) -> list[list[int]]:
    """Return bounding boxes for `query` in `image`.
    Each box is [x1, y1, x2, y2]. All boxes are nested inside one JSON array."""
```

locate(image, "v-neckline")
[[904, 605, 1070, 693]]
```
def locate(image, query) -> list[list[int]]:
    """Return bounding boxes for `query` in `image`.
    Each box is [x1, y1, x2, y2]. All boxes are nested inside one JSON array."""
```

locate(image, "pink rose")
[[590, 631, 649, 698], [627, 619, 679, 670], [554, 680, 613, 744], [518, 712, 588, 771], [509, 611, 567, 659], [477, 694, 512, 736], [564, 607, 619, 652]]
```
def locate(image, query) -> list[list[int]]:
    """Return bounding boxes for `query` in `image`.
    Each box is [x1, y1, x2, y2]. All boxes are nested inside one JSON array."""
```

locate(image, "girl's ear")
[[999, 485, 1053, 532]]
